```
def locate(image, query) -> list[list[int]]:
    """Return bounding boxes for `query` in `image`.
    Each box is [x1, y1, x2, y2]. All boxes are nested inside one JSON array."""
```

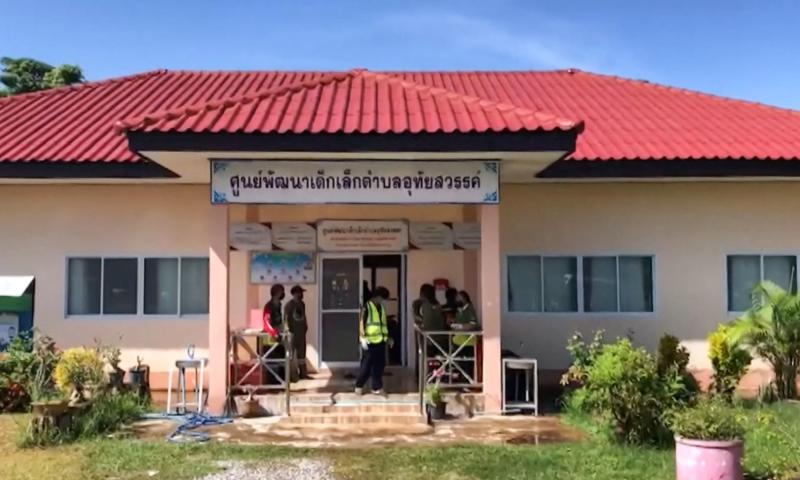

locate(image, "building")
[[2, 68, 800, 413]]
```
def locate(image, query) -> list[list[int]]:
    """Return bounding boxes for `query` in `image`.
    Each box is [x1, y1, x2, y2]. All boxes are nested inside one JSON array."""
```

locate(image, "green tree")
[[731, 280, 800, 399], [0, 57, 84, 96]]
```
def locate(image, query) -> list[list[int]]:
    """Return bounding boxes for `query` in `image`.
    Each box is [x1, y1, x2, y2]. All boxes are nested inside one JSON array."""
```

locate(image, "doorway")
[[362, 255, 405, 366], [318, 253, 406, 367]]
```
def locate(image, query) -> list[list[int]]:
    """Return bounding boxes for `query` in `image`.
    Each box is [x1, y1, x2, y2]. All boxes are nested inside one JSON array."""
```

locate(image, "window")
[[727, 255, 797, 312], [67, 257, 137, 315], [180, 258, 209, 315], [67, 256, 209, 316], [506, 255, 654, 313]]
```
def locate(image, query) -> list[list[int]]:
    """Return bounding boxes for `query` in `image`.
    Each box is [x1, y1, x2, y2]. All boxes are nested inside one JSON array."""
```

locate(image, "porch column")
[[480, 204, 502, 412], [245, 205, 260, 312], [462, 205, 480, 303], [207, 205, 230, 414]]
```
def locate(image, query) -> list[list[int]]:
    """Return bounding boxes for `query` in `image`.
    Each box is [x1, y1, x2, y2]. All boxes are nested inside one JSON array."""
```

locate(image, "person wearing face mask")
[[452, 290, 481, 382], [355, 286, 391, 395], [284, 285, 309, 379], [260, 284, 286, 384]]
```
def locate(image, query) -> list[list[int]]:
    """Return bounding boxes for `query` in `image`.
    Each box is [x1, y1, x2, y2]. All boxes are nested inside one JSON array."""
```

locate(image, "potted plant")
[[238, 385, 261, 418], [28, 335, 67, 417], [671, 399, 745, 480], [424, 384, 447, 421], [128, 356, 150, 400], [53, 347, 104, 406], [98, 341, 124, 392]]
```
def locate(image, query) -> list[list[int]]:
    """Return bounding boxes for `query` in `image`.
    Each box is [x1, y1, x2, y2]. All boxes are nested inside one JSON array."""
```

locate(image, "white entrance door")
[[319, 255, 363, 367]]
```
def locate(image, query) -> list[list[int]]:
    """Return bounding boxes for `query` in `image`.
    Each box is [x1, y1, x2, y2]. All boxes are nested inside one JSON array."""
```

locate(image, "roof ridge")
[[363, 70, 578, 125], [117, 68, 580, 133], [0, 70, 169, 106], [569, 69, 800, 116], [115, 70, 361, 132]]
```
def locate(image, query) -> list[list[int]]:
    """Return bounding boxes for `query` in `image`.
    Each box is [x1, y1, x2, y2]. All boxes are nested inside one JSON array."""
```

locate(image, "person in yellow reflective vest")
[[355, 286, 392, 395]]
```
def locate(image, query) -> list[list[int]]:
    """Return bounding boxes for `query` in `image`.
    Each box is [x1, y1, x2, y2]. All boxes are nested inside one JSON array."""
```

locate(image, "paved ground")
[[132, 415, 583, 449], [198, 459, 335, 480]]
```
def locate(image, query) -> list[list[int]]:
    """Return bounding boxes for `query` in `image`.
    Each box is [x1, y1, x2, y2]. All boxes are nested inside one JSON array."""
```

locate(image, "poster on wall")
[[0, 313, 19, 346], [271, 222, 317, 251], [230, 223, 272, 250], [453, 222, 481, 250], [317, 220, 409, 252], [210, 160, 500, 204], [409, 222, 454, 250], [250, 252, 315, 284]]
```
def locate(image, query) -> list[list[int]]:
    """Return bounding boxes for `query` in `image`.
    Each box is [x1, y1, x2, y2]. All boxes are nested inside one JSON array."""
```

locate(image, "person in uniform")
[[284, 285, 309, 379], [355, 286, 391, 395]]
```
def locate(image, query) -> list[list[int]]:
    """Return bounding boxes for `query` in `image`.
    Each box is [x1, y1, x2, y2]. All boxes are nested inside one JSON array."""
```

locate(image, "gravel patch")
[[197, 459, 335, 480]]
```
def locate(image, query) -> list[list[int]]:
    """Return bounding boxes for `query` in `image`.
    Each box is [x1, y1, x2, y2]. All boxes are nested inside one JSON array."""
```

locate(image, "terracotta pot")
[[675, 436, 743, 480], [239, 398, 261, 418]]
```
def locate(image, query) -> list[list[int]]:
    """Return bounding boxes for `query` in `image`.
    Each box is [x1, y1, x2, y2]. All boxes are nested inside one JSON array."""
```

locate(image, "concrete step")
[[285, 411, 427, 426], [291, 402, 420, 415]]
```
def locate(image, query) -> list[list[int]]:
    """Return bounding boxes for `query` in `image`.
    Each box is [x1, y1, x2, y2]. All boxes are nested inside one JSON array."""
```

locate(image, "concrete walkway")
[[132, 415, 583, 449]]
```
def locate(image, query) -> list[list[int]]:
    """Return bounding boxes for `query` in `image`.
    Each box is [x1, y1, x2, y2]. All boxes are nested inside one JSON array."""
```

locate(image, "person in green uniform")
[[453, 290, 480, 333], [419, 283, 445, 332], [284, 285, 309, 379], [355, 286, 391, 395], [452, 290, 481, 382]]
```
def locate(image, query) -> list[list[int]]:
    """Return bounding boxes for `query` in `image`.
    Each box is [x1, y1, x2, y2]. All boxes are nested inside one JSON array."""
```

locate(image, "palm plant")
[[730, 281, 800, 399]]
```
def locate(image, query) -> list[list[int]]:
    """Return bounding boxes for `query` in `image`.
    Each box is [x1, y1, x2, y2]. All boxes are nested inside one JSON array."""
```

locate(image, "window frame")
[[64, 254, 209, 320], [502, 252, 657, 317], [725, 253, 799, 314]]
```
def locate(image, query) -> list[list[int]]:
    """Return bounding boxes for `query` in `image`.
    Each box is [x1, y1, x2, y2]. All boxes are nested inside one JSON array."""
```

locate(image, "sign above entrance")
[[210, 160, 500, 204], [317, 220, 409, 252]]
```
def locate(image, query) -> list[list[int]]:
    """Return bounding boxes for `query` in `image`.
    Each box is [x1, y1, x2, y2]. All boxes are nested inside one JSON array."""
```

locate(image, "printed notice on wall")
[[229, 223, 272, 250], [317, 220, 409, 252], [453, 222, 481, 250], [271, 222, 317, 251], [409, 222, 454, 250], [210, 160, 500, 204]]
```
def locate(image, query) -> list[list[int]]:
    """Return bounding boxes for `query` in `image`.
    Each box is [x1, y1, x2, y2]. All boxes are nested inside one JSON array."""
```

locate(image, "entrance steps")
[[284, 392, 427, 426]]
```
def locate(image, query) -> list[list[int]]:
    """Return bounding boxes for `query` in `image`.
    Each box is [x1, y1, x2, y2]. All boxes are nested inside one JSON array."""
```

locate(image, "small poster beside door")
[[250, 252, 315, 284], [230, 223, 272, 250], [453, 222, 481, 250], [271, 222, 317, 251], [317, 220, 409, 252], [409, 222, 454, 250]]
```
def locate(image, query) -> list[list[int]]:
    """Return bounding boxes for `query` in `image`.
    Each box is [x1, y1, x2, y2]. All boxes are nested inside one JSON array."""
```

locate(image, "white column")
[[207, 205, 230, 415], [480, 204, 502, 412]]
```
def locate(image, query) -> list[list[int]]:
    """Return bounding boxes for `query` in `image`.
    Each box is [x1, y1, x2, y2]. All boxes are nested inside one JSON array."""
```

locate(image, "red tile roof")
[[116, 69, 579, 136], [2, 68, 800, 163]]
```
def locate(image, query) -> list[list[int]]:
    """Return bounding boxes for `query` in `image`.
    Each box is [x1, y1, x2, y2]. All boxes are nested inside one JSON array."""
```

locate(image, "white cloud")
[[378, 9, 647, 74]]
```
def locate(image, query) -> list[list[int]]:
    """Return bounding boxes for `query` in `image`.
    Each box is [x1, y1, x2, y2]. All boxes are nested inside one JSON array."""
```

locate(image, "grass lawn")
[[1, 403, 798, 480]]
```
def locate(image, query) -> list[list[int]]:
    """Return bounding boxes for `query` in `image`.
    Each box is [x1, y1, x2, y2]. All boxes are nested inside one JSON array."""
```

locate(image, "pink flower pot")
[[675, 436, 743, 480]]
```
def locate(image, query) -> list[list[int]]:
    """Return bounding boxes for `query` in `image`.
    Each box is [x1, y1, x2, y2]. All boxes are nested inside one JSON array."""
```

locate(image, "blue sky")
[[3, 0, 800, 108]]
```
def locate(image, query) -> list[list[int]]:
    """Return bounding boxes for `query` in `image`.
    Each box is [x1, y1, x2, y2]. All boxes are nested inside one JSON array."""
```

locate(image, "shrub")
[[657, 334, 689, 374], [0, 333, 34, 411], [72, 391, 147, 439], [18, 391, 147, 447], [560, 329, 605, 385], [730, 281, 800, 399], [708, 323, 752, 401], [670, 398, 745, 441], [656, 334, 699, 402], [54, 347, 104, 402], [580, 338, 689, 445]]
